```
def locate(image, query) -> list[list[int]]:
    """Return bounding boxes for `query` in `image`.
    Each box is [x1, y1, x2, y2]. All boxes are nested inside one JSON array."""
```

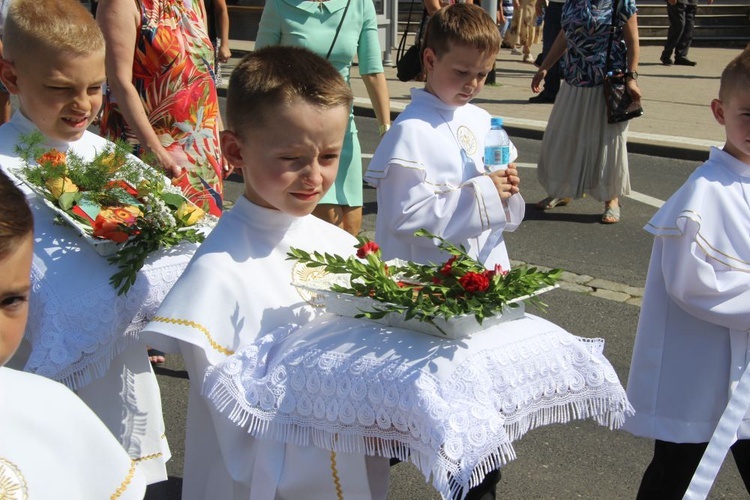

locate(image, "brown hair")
[[226, 46, 354, 133], [719, 47, 750, 102], [0, 171, 33, 258], [3, 0, 105, 63], [423, 3, 501, 59]]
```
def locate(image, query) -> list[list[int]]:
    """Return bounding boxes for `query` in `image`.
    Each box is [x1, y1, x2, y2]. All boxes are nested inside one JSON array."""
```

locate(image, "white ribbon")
[[684, 358, 750, 499]]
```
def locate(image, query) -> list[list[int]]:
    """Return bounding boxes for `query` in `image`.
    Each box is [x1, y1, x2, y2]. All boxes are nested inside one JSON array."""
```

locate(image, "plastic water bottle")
[[484, 117, 511, 173]]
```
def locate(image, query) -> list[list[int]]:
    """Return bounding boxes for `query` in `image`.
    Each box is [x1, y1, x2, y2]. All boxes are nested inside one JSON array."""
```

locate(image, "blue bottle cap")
[[490, 117, 503, 128]]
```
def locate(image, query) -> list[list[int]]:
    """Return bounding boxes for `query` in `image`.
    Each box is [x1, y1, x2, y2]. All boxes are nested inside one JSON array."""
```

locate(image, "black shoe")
[[528, 93, 555, 104], [674, 57, 697, 66], [501, 41, 513, 49], [660, 55, 673, 66]]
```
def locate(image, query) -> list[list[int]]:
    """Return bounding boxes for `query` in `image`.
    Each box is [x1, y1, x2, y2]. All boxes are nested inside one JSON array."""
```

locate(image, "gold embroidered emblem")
[[0, 458, 28, 500], [457, 126, 477, 155], [292, 261, 332, 307]]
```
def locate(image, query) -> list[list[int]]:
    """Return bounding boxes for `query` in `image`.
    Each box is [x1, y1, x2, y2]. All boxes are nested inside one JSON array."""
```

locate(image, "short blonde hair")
[[718, 47, 750, 102], [227, 46, 353, 133], [423, 3, 501, 59], [3, 0, 105, 62]]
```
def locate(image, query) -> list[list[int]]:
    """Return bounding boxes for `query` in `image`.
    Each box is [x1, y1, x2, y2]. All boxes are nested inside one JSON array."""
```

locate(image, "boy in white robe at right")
[[624, 47, 750, 497]]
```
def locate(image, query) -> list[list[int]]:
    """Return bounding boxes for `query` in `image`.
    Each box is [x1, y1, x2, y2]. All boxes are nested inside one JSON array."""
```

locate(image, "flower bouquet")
[[288, 230, 562, 338], [14, 131, 216, 295]]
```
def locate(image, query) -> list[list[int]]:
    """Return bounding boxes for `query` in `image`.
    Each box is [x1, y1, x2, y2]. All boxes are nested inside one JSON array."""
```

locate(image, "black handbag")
[[396, 0, 427, 82], [603, 0, 643, 124]]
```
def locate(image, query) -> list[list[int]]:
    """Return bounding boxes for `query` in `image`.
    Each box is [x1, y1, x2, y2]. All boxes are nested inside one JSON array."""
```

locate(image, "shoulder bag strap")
[[605, 0, 620, 72], [326, 0, 351, 60]]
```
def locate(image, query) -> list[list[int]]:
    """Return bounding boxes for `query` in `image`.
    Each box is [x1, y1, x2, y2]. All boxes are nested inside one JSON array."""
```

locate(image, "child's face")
[[712, 88, 750, 164], [0, 233, 32, 367], [221, 99, 349, 217], [423, 43, 496, 107], [0, 49, 106, 143]]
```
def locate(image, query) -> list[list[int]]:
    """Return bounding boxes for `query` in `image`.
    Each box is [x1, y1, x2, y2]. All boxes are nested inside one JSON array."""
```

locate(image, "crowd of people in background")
[[1, 0, 749, 498]]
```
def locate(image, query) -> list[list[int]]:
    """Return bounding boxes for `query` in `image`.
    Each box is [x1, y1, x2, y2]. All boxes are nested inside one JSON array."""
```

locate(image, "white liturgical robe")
[[0, 111, 171, 484], [0, 366, 146, 499], [624, 147, 750, 443], [142, 197, 389, 500], [364, 88, 525, 268]]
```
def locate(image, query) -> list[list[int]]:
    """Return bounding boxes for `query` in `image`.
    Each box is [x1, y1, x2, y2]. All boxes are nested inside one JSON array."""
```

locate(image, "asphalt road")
[[153, 114, 748, 499]]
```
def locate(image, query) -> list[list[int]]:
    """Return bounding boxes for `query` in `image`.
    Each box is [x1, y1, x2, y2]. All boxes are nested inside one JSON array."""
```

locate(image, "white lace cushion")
[[205, 321, 632, 499]]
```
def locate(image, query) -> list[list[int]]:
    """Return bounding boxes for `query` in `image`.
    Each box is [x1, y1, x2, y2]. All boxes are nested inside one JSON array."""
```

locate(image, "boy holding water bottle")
[[365, 3, 524, 272]]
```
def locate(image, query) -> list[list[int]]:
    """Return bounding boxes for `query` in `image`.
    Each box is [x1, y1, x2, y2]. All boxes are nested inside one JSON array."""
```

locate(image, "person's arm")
[[661, 234, 750, 331], [423, 0, 442, 16], [254, 0, 282, 49], [97, 0, 182, 176], [622, 13, 642, 104], [357, 0, 390, 135], [213, 0, 231, 63], [361, 73, 391, 136], [531, 30, 566, 93]]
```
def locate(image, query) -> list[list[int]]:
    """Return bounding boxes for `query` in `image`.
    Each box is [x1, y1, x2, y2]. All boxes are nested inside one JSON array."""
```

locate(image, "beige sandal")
[[601, 206, 621, 224], [535, 196, 572, 210]]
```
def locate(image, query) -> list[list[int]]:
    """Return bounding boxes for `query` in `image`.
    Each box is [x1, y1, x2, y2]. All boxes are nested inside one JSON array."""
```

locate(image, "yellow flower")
[[101, 153, 125, 173], [45, 176, 79, 199], [175, 202, 205, 226]]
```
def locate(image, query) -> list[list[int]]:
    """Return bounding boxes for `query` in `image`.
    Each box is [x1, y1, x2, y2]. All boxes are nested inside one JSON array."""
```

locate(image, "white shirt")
[[142, 196, 389, 500], [364, 88, 524, 269], [624, 147, 750, 443], [0, 366, 146, 499]]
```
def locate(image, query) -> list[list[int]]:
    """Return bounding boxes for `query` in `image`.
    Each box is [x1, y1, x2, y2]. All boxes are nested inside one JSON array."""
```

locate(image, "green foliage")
[[288, 230, 562, 325], [14, 132, 209, 295]]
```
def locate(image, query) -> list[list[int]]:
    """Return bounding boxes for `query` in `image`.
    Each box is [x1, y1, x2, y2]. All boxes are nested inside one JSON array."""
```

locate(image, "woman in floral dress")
[[530, 0, 642, 224], [97, 0, 225, 216]]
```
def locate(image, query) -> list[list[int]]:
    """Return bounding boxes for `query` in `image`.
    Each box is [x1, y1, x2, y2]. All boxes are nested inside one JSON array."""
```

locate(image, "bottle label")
[[484, 145, 510, 169]]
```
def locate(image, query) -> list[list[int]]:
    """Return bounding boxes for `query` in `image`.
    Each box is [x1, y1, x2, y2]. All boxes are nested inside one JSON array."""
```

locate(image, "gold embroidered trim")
[[329, 450, 344, 500], [0, 457, 28, 499], [647, 211, 750, 270], [134, 452, 163, 463], [111, 460, 138, 500], [150, 316, 234, 355]]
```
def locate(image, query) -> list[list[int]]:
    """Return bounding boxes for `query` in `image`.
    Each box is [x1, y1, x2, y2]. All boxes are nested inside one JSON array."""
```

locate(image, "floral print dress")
[[101, 0, 223, 216]]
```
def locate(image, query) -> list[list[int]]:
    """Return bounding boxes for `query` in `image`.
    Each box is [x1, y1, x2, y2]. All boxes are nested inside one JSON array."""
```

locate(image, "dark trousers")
[[540, 1, 563, 98], [637, 439, 750, 499], [662, 1, 696, 60]]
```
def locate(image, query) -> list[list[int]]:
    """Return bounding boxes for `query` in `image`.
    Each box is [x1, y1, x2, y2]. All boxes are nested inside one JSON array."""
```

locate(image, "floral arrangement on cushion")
[[15, 132, 214, 295], [288, 229, 562, 325]]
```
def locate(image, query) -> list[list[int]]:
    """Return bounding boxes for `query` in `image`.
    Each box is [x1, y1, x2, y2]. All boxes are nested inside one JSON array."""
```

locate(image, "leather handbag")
[[603, 0, 643, 124], [396, 0, 427, 82]]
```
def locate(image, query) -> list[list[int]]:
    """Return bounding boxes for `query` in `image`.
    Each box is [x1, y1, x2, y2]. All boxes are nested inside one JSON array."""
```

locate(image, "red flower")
[[458, 272, 490, 293], [357, 241, 380, 259], [439, 256, 458, 276], [485, 264, 508, 278]]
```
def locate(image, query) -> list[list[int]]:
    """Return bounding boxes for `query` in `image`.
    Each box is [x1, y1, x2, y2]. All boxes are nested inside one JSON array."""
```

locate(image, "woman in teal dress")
[[256, 0, 391, 235]]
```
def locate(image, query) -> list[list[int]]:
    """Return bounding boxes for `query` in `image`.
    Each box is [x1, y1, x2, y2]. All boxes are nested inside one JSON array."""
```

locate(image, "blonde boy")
[[142, 46, 390, 500], [365, 3, 524, 274], [0, 0, 171, 485], [624, 48, 750, 497]]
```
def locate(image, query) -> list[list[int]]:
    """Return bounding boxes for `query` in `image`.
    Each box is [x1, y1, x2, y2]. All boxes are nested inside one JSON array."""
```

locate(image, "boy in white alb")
[[365, 3, 524, 272], [0, 0, 171, 484], [0, 170, 146, 500], [141, 46, 389, 500], [624, 48, 750, 497]]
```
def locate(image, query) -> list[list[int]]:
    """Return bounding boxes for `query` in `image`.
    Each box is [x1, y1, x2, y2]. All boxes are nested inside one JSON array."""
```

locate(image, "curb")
[[353, 103, 711, 163]]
